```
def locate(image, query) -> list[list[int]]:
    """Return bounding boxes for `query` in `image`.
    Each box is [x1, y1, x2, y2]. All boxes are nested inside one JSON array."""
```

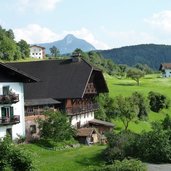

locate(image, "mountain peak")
[[64, 34, 76, 44], [38, 34, 96, 54]]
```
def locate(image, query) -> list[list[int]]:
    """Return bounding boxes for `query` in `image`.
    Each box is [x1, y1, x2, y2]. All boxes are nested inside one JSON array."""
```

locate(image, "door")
[[6, 128, 12, 139]]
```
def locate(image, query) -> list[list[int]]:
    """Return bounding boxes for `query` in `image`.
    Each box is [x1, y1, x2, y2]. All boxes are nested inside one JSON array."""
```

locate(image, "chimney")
[[71, 52, 81, 62]]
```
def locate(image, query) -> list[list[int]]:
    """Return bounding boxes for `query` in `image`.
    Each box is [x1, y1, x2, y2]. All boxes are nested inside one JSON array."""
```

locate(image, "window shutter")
[[10, 107, 14, 117], [1, 107, 6, 117]]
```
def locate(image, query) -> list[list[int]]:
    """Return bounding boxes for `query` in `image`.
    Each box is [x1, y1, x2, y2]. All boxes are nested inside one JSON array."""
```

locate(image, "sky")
[[1, 0, 171, 50]]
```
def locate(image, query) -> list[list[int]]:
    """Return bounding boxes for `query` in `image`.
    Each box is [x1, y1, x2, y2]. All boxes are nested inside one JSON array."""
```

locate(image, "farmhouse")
[[9, 54, 114, 141], [30, 45, 45, 59], [159, 63, 171, 77], [0, 62, 37, 140]]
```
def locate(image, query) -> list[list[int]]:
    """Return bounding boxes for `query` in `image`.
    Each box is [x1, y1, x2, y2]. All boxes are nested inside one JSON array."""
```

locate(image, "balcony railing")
[[0, 115, 20, 125], [66, 103, 99, 115], [0, 94, 19, 104]]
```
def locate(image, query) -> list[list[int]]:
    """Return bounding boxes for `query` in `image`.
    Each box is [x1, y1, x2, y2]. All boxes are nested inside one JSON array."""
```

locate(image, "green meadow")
[[23, 144, 106, 171], [105, 74, 171, 133]]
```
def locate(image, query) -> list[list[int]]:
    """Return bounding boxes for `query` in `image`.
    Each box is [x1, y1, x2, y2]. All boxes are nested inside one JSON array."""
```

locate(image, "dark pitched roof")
[[8, 59, 108, 99], [0, 62, 39, 83], [25, 98, 60, 106], [76, 128, 97, 137], [89, 119, 114, 127], [159, 63, 171, 70]]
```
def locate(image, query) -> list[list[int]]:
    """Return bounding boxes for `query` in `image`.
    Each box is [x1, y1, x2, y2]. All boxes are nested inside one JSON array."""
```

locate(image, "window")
[[26, 107, 34, 113], [30, 125, 36, 134], [84, 114, 86, 118], [32, 53, 34, 55], [1, 106, 14, 118], [39, 53, 41, 55], [36, 53, 38, 55], [3, 86, 9, 95]]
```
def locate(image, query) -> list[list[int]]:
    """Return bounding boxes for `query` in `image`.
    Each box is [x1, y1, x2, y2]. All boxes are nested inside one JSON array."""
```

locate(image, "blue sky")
[[1, 0, 171, 49]]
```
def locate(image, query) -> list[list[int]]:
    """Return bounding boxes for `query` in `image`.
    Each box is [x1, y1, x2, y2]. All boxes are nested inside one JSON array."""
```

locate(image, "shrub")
[[162, 114, 171, 130], [90, 159, 147, 171], [135, 123, 171, 163], [148, 91, 170, 112], [103, 131, 137, 163], [104, 124, 171, 163], [10, 147, 34, 171], [131, 92, 149, 119], [38, 111, 76, 142], [0, 136, 35, 171]]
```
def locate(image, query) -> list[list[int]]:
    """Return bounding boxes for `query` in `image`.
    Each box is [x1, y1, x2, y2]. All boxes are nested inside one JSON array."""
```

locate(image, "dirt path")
[[147, 164, 171, 171]]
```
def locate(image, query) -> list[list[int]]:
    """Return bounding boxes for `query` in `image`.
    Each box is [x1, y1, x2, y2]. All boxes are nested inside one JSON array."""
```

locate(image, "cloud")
[[104, 30, 158, 48], [145, 10, 171, 33], [63, 28, 110, 49], [14, 24, 60, 43], [17, 0, 61, 12]]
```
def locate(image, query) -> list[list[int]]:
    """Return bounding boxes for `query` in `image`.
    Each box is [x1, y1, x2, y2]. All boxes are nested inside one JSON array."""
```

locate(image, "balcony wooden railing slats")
[[0, 94, 19, 104], [66, 103, 99, 115], [0, 115, 20, 125]]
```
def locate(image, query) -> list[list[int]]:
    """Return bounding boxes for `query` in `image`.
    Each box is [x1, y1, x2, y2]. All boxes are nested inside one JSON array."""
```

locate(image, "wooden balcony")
[[0, 94, 19, 104], [0, 115, 20, 125], [66, 103, 99, 115]]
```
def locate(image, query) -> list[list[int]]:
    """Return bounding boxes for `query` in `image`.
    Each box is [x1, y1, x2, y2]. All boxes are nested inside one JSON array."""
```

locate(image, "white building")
[[30, 45, 45, 59], [0, 63, 37, 140], [159, 63, 171, 78]]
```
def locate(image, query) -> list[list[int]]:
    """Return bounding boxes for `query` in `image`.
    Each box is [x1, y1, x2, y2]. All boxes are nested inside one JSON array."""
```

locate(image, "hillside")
[[38, 34, 96, 54], [99, 44, 171, 70]]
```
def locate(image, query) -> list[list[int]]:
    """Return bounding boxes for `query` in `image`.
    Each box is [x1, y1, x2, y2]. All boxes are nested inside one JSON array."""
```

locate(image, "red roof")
[[30, 45, 45, 49]]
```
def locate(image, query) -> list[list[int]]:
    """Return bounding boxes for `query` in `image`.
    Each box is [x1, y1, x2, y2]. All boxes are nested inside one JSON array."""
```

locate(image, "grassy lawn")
[[22, 144, 106, 171], [105, 74, 171, 133]]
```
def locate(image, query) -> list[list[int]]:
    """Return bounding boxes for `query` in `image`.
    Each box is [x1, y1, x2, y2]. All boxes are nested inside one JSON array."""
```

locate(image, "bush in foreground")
[[0, 136, 35, 171], [104, 120, 171, 164], [90, 159, 147, 171]]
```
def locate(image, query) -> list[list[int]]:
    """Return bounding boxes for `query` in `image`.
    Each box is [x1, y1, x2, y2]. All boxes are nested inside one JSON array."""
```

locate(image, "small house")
[[30, 45, 45, 59], [159, 63, 171, 77]]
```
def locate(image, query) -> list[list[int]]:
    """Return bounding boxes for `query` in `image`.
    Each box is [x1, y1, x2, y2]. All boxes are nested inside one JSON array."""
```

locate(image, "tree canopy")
[[127, 68, 145, 86], [0, 26, 30, 61]]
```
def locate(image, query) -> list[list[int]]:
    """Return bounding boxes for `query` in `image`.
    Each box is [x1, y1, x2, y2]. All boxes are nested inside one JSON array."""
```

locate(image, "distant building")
[[159, 63, 171, 77], [30, 45, 45, 59]]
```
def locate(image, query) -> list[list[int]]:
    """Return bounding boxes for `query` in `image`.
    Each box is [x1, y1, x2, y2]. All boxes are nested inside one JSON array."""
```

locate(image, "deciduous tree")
[[127, 68, 144, 86]]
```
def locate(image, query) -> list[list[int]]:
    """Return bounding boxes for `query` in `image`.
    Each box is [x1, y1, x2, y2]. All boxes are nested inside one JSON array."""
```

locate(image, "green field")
[[105, 74, 171, 133], [22, 144, 105, 171]]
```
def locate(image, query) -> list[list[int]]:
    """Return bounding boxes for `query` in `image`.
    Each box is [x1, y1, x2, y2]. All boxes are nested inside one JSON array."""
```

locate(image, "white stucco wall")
[[71, 112, 94, 127], [163, 69, 171, 78], [30, 46, 44, 59], [0, 83, 25, 140]]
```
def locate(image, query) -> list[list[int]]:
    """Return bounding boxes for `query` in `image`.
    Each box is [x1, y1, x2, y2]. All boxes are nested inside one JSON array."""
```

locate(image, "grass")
[[105, 74, 171, 98], [22, 144, 106, 171], [105, 74, 171, 133]]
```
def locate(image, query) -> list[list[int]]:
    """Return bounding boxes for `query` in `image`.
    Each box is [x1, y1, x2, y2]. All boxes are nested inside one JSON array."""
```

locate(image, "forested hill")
[[99, 44, 171, 70]]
